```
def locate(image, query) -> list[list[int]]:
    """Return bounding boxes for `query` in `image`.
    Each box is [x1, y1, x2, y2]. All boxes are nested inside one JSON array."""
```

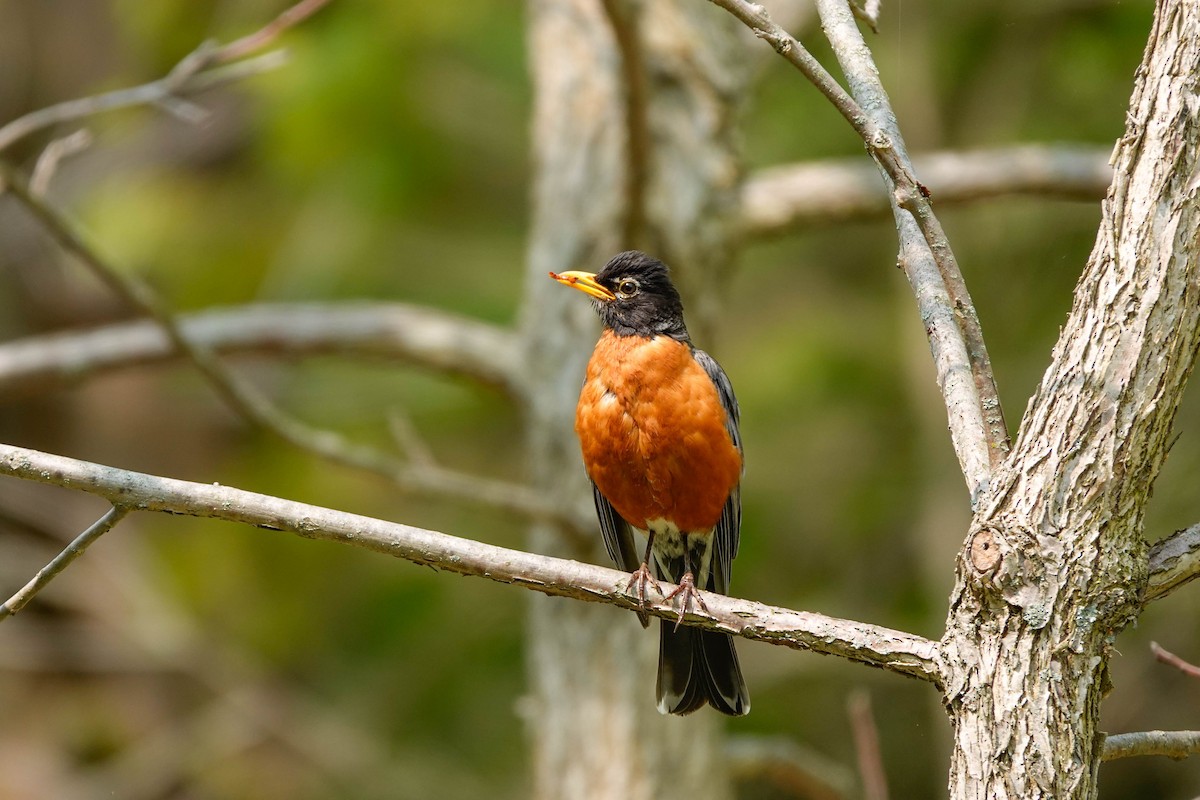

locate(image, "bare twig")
[[705, 0, 864, 127], [0, 51, 286, 155], [0, 302, 523, 398], [0, 0, 329, 154], [1150, 641, 1200, 679], [812, 0, 1009, 481], [741, 144, 1113, 236], [0, 166, 569, 529], [1102, 730, 1200, 762], [1145, 523, 1200, 602], [726, 735, 854, 800], [847, 690, 889, 800], [707, 0, 1006, 499], [29, 129, 93, 197], [216, 0, 335, 63], [849, 0, 882, 34], [0, 505, 129, 620], [0, 442, 944, 683]]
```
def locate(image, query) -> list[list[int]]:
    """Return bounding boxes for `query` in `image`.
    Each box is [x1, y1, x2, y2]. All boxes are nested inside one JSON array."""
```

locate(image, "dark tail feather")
[[656, 622, 750, 716]]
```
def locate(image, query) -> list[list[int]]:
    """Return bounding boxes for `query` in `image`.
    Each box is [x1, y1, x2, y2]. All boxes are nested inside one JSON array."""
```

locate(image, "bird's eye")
[[616, 278, 639, 298]]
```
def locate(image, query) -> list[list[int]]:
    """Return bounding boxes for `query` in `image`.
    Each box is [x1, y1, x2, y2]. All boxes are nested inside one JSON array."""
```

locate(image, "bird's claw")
[[625, 562, 663, 606], [665, 572, 707, 631]]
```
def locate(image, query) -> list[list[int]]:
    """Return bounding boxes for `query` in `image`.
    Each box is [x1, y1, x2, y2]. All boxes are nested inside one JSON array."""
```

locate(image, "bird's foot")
[[665, 571, 708, 631], [625, 562, 663, 607]]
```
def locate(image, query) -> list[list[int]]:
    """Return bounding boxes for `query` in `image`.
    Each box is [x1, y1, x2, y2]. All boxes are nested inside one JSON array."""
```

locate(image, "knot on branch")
[[968, 528, 1002, 575]]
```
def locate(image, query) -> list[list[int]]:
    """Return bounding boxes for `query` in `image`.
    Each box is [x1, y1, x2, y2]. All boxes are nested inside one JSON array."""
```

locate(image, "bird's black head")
[[551, 251, 689, 340]]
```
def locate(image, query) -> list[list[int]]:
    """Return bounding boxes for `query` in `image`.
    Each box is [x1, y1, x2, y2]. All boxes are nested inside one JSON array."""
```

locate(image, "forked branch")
[[0, 0, 333, 153], [0, 166, 568, 529], [706, 0, 1008, 500]]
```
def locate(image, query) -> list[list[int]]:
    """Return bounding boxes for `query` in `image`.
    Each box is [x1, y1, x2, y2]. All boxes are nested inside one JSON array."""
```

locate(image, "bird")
[[550, 250, 750, 716]]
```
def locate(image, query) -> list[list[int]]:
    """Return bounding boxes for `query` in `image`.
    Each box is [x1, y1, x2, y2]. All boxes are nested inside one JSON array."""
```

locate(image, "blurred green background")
[[0, 0, 1196, 798]]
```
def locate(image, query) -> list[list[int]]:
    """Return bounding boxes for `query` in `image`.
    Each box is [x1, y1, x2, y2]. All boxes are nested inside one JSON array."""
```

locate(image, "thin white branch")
[[0, 52, 289, 154], [0, 0, 331, 153], [812, 0, 1008, 492], [0, 505, 129, 619], [0, 442, 943, 683], [708, 0, 1004, 501], [849, 0, 881, 34], [1146, 523, 1200, 602], [741, 144, 1113, 236], [1102, 730, 1200, 762], [0, 302, 523, 398], [30, 129, 93, 197]]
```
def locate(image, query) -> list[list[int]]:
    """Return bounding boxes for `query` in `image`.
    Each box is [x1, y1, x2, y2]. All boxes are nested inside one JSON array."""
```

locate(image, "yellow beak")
[[549, 270, 616, 301]]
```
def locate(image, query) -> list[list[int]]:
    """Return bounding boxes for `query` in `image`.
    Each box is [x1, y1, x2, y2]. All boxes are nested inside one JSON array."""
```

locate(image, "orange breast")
[[575, 331, 741, 533]]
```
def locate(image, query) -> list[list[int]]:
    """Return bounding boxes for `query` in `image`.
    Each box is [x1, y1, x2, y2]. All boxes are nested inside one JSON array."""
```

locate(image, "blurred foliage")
[[1, 0, 1197, 798]]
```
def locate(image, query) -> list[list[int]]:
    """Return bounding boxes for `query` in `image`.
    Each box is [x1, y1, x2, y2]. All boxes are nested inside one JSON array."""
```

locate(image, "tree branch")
[[1145, 523, 1200, 602], [811, 0, 1009, 485], [0, 0, 332, 153], [0, 302, 523, 398], [216, 0, 335, 63], [0, 165, 566, 528], [1150, 641, 1200, 679], [0, 442, 942, 684], [0, 505, 129, 620], [741, 144, 1113, 236], [1101, 730, 1200, 762], [706, 0, 1005, 499]]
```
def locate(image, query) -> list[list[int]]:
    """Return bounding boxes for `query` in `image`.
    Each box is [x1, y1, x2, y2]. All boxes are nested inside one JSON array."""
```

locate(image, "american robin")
[[551, 250, 750, 716]]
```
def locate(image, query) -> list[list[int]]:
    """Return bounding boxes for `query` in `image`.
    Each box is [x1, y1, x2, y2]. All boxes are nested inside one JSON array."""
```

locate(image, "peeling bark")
[[940, 2, 1200, 796]]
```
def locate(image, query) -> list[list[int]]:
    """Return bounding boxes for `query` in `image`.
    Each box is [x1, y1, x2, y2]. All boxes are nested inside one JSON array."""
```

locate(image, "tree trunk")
[[520, 1, 752, 798], [940, 1, 1200, 796]]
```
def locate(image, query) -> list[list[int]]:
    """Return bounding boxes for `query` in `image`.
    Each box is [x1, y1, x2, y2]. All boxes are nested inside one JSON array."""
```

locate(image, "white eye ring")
[[616, 278, 639, 298]]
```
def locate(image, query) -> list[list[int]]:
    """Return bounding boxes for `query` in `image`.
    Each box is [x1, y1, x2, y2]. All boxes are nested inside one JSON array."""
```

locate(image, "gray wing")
[[593, 483, 641, 574], [592, 483, 650, 628], [692, 347, 742, 594]]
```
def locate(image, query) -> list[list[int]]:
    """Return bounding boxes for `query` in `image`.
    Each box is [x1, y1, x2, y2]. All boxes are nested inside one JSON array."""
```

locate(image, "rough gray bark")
[[939, 1, 1200, 796], [519, 2, 754, 798]]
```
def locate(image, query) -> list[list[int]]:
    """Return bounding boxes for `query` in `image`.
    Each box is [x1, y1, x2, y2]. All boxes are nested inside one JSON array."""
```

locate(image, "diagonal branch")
[[812, 0, 1008, 481], [706, 0, 1006, 499], [0, 505, 129, 620], [216, 0, 335, 63], [0, 442, 943, 684], [1150, 641, 1200, 679], [740, 144, 1113, 236], [0, 0, 332, 154], [0, 165, 567, 529], [0, 302, 523, 398], [1145, 523, 1200, 602]]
